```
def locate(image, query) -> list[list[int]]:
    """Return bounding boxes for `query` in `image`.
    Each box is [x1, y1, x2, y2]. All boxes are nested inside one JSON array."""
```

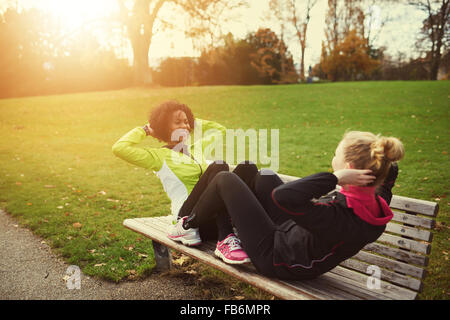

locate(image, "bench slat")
[[391, 210, 435, 229], [339, 258, 423, 292], [377, 233, 431, 254], [389, 195, 438, 217], [385, 222, 433, 242], [349, 251, 425, 279], [329, 266, 418, 300], [317, 269, 400, 300], [280, 278, 363, 300], [362, 242, 428, 266]]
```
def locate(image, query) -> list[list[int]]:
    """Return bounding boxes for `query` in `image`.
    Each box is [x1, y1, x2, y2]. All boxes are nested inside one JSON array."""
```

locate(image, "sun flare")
[[39, 0, 118, 30]]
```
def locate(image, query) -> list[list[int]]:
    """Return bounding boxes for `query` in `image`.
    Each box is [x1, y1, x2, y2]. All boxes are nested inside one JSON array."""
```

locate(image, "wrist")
[[333, 171, 342, 184], [142, 124, 151, 136]]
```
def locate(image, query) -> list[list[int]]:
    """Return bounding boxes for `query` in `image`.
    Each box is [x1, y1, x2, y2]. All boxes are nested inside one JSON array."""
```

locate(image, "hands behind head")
[[333, 169, 376, 187], [143, 123, 155, 137]]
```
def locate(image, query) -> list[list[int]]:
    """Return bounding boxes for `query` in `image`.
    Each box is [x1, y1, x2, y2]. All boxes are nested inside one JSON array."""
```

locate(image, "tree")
[[117, 0, 246, 85], [320, 29, 378, 81], [269, 0, 318, 82], [409, 0, 449, 80], [320, 0, 394, 81], [248, 28, 298, 84], [0, 7, 133, 98], [153, 57, 196, 86]]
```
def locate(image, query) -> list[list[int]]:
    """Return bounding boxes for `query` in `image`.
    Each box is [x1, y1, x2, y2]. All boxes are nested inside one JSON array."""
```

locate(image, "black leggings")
[[178, 161, 259, 241], [185, 165, 288, 277]]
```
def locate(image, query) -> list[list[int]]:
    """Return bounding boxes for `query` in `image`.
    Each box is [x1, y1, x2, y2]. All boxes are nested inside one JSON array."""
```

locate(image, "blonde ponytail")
[[342, 131, 404, 186], [380, 137, 404, 162]]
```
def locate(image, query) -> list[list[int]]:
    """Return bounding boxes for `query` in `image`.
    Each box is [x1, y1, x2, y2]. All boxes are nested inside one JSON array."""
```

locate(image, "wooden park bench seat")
[[123, 172, 439, 300]]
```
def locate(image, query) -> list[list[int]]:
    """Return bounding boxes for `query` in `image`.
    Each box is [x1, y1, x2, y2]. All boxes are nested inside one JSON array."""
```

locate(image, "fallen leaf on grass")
[[72, 222, 82, 228], [94, 263, 106, 267], [44, 185, 55, 188], [185, 270, 197, 275], [173, 255, 190, 266]]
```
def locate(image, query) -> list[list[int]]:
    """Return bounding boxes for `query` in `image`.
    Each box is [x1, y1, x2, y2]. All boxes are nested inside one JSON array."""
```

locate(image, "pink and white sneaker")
[[214, 234, 251, 264]]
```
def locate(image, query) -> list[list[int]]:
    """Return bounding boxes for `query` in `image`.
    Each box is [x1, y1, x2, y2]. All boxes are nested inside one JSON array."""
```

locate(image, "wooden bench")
[[123, 172, 439, 300]]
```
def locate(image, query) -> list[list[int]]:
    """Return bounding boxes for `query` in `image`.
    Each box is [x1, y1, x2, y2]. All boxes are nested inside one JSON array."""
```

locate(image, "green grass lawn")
[[0, 81, 448, 299]]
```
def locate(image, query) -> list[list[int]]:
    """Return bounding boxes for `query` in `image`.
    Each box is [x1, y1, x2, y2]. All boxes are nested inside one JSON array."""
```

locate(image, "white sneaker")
[[167, 216, 202, 246]]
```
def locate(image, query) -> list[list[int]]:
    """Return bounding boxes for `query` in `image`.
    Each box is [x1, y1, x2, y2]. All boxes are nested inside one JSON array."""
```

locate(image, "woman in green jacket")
[[112, 100, 252, 264]]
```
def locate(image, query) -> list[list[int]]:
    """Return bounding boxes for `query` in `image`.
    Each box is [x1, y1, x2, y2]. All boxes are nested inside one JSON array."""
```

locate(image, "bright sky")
[[0, 0, 427, 69]]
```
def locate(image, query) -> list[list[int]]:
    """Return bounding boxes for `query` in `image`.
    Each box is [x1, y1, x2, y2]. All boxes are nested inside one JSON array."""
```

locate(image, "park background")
[[0, 0, 448, 299]]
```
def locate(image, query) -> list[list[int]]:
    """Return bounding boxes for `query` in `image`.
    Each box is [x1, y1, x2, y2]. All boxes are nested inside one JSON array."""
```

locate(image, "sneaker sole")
[[214, 249, 251, 264], [168, 234, 202, 247]]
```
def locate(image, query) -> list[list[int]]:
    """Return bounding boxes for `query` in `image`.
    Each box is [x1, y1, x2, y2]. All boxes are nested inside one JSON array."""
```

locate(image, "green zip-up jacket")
[[112, 119, 226, 219]]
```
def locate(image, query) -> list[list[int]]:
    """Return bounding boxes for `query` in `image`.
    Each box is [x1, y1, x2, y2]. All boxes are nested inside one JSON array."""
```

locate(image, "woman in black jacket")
[[181, 131, 404, 280]]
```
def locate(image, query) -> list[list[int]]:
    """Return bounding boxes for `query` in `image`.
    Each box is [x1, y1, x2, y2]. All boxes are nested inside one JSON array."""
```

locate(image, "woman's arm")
[[272, 169, 375, 214], [112, 126, 163, 171], [376, 163, 399, 205], [272, 172, 338, 214]]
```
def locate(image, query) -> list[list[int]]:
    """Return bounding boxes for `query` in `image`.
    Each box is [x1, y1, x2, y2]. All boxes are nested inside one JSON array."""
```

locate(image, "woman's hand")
[[143, 124, 155, 137], [333, 169, 376, 186]]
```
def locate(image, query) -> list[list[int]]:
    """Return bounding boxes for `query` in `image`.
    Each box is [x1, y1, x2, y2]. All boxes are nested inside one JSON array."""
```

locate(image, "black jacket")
[[270, 166, 397, 280]]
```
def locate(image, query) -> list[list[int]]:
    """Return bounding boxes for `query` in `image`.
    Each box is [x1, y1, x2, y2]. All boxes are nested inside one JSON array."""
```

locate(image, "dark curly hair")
[[149, 100, 195, 142]]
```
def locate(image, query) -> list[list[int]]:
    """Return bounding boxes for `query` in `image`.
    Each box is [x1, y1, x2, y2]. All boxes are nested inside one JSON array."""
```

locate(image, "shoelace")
[[224, 236, 242, 251]]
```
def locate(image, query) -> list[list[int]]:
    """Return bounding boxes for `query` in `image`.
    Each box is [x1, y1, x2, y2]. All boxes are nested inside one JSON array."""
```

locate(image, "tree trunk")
[[119, 0, 165, 85], [131, 34, 152, 84], [300, 45, 306, 82]]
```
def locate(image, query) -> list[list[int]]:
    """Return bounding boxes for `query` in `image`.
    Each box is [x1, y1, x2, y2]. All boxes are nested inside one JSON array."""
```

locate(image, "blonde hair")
[[341, 131, 405, 186]]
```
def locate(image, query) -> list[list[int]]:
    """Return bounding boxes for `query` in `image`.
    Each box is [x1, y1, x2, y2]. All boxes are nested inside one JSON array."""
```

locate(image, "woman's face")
[[332, 141, 349, 171], [167, 110, 191, 145]]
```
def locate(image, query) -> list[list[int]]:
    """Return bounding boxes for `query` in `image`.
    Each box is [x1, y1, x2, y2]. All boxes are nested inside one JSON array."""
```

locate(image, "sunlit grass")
[[0, 81, 448, 299]]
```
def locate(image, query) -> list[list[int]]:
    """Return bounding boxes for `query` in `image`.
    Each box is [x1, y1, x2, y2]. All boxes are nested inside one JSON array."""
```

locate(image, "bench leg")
[[152, 241, 172, 271]]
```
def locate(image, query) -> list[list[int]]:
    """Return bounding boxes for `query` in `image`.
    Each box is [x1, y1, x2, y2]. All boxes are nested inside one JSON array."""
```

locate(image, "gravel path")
[[0, 209, 201, 300]]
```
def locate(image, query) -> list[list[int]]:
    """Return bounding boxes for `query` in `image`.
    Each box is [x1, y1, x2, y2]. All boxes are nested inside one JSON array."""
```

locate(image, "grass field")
[[0, 81, 448, 299]]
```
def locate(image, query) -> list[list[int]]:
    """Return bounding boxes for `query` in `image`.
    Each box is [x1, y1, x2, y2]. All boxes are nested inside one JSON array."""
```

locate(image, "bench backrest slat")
[[376, 233, 430, 255], [389, 195, 439, 217], [352, 250, 425, 279], [362, 242, 428, 266], [385, 222, 433, 242], [339, 259, 423, 292], [391, 210, 435, 229]]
